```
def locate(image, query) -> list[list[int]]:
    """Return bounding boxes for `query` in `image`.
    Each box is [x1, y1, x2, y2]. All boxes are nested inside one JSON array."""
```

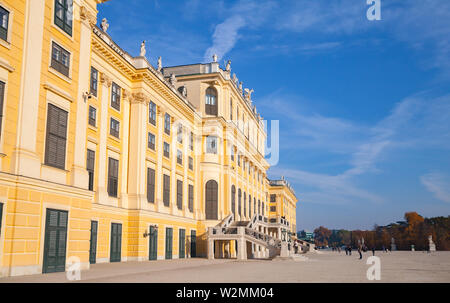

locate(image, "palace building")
[[0, 0, 299, 277]]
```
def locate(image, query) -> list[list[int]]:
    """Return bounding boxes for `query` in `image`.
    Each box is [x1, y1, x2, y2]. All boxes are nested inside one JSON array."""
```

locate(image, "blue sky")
[[98, 0, 450, 231]]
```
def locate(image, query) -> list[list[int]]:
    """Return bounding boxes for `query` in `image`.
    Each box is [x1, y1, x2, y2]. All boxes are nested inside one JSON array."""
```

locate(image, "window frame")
[[88, 105, 96, 127], [110, 117, 120, 138], [0, 6, 10, 42], [54, 0, 73, 36], [164, 113, 171, 135], [50, 41, 71, 78], [148, 132, 155, 150], [111, 82, 121, 111], [90, 67, 98, 97], [163, 142, 170, 158], [206, 136, 217, 154], [86, 149, 95, 191], [149, 101, 156, 125]]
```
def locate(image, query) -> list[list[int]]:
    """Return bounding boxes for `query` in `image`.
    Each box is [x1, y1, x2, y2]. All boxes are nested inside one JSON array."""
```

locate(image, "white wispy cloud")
[[421, 173, 450, 203], [203, 0, 276, 61], [265, 92, 450, 206]]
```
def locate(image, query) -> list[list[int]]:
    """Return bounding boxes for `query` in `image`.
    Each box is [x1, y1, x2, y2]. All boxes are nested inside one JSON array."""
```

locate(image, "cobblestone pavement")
[[1, 251, 449, 283]]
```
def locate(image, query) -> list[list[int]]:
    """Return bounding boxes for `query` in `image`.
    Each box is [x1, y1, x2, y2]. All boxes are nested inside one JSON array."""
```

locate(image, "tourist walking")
[[349, 246, 352, 256], [372, 247, 375, 256], [358, 247, 362, 260]]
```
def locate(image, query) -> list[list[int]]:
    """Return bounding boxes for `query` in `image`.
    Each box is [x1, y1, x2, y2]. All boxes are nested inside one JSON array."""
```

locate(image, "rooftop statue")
[[169, 73, 177, 86], [239, 82, 243, 93], [244, 88, 254, 101], [101, 18, 109, 32], [212, 54, 218, 63], [226, 60, 231, 72], [157, 56, 162, 72], [140, 40, 146, 57], [232, 73, 237, 84]]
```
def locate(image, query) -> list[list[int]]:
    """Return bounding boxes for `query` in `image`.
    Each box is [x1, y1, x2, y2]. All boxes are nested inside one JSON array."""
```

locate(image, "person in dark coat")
[[372, 247, 375, 256], [358, 247, 362, 260]]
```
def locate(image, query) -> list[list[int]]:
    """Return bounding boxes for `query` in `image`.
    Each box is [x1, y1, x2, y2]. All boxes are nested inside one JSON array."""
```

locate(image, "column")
[[155, 105, 166, 211], [11, 0, 46, 177], [127, 93, 149, 209], [96, 73, 112, 204], [70, 6, 96, 188]]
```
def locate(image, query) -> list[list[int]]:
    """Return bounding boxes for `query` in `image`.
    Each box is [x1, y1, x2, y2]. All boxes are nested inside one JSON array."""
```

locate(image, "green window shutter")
[[45, 104, 67, 170], [147, 168, 155, 203], [179, 229, 185, 259], [177, 180, 183, 210]]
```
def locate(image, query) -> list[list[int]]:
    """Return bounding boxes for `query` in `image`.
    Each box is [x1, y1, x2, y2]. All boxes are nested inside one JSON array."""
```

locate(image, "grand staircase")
[[209, 214, 282, 259]]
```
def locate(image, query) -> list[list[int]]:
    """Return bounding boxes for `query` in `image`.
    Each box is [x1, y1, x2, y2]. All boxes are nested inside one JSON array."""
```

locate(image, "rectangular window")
[[54, 0, 73, 36], [189, 132, 194, 151], [177, 150, 182, 165], [107, 158, 119, 197], [147, 168, 155, 203], [177, 180, 183, 210], [270, 194, 276, 202], [51, 42, 70, 77], [110, 118, 120, 138], [188, 156, 193, 171], [88, 106, 96, 127], [163, 142, 170, 158], [164, 113, 171, 135], [86, 149, 95, 191], [90, 67, 98, 97], [0, 81, 5, 139], [111, 82, 121, 111], [45, 104, 68, 170], [188, 184, 194, 212], [270, 206, 276, 212], [177, 125, 183, 143], [148, 132, 155, 150], [206, 136, 217, 154], [0, 6, 9, 41], [163, 174, 170, 207], [149, 101, 156, 125], [231, 146, 235, 161]]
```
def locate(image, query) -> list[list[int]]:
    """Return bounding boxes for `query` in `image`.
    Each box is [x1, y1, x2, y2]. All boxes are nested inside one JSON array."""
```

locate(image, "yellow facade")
[[0, 0, 297, 277]]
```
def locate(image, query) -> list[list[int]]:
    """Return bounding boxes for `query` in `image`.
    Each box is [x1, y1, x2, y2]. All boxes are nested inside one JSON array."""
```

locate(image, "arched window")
[[238, 189, 242, 216], [205, 87, 218, 116], [231, 185, 236, 216], [205, 180, 218, 220]]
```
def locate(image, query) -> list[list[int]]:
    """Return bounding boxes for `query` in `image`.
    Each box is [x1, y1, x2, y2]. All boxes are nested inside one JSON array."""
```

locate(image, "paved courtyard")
[[1, 251, 449, 283]]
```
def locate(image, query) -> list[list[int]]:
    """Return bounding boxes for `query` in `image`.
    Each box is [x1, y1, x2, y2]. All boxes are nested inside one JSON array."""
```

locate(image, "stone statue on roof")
[[169, 73, 177, 86], [157, 56, 162, 72], [212, 54, 218, 63], [239, 82, 243, 93], [232, 73, 237, 84], [226, 60, 231, 72], [140, 41, 147, 57], [101, 18, 109, 32], [244, 88, 254, 101]]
